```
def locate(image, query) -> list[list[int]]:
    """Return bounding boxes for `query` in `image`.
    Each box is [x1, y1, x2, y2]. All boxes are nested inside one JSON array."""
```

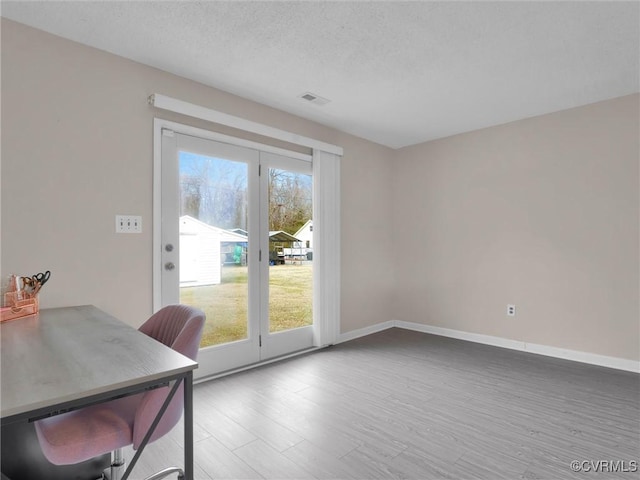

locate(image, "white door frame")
[[153, 118, 341, 370]]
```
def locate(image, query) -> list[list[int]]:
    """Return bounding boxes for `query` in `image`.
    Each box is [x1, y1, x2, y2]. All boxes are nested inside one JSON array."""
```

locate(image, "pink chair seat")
[[34, 305, 205, 467], [34, 394, 140, 465]]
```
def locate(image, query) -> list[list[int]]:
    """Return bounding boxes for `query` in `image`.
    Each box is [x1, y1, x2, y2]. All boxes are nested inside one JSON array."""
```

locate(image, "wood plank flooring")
[[124, 328, 640, 479]]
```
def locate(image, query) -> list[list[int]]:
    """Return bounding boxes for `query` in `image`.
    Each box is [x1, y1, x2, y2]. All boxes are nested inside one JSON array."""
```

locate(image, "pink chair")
[[34, 305, 205, 480]]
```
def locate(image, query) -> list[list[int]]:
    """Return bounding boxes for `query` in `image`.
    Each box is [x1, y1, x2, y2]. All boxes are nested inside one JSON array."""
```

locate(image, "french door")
[[260, 152, 314, 359], [159, 129, 314, 378]]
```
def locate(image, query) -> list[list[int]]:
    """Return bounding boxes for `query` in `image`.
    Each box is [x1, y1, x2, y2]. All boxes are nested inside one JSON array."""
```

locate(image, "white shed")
[[179, 216, 247, 286]]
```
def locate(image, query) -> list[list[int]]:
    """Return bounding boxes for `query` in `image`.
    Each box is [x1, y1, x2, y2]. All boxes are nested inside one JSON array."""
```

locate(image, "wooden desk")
[[1, 305, 198, 480]]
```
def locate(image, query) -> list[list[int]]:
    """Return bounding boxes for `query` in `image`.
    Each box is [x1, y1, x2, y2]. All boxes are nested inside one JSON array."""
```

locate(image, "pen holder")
[[1, 291, 39, 322]]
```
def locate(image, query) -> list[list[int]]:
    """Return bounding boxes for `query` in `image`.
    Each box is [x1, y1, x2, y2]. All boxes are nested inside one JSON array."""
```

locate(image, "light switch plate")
[[116, 215, 142, 233]]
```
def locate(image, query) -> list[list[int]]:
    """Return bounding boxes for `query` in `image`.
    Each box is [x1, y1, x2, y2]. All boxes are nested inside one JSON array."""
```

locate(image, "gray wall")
[[393, 94, 639, 361]]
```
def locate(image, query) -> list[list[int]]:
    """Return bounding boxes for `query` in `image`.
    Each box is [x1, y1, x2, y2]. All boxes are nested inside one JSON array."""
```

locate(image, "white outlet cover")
[[507, 304, 516, 316]]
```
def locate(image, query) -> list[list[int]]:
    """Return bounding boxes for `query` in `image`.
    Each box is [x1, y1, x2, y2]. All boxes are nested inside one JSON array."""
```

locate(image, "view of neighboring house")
[[283, 220, 313, 260], [179, 215, 247, 286], [294, 220, 313, 250]]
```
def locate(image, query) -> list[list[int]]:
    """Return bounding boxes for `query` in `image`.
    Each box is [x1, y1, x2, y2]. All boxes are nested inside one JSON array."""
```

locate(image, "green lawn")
[[180, 263, 312, 347]]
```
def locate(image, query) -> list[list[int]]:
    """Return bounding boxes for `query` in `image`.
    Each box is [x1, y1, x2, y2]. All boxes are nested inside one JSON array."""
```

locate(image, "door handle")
[[164, 262, 175, 271]]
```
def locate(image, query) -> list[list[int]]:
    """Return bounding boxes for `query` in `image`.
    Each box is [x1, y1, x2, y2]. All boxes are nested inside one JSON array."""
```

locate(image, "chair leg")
[[101, 449, 184, 480], [144, 466, 185, 480], [103, 448, 125, 480]]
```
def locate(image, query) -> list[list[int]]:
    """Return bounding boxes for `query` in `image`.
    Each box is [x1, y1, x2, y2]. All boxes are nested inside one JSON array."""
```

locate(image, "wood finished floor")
[[124, 328, 640, 479]]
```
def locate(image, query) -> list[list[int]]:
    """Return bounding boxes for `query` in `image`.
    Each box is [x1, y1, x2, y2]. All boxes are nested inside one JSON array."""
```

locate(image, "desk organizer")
[[1, 291, 39, 322]]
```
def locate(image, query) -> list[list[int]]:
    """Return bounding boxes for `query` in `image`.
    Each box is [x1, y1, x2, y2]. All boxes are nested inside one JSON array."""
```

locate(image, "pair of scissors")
[[32, 271, 51, 287]]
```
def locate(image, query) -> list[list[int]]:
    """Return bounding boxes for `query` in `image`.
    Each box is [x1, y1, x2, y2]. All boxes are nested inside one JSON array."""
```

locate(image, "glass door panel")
[[178, 151, 249, 348], [259, 152, 314, 359], [267, 168, 313, 333]]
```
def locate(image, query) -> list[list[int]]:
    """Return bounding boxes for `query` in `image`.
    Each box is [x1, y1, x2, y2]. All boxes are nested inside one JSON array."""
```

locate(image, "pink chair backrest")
[[133, 305, 205, 449]]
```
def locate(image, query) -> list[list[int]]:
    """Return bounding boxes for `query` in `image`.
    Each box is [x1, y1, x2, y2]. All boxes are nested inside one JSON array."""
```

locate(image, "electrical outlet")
[[507, 304, 516, 317], [115, 215, 142, 233]]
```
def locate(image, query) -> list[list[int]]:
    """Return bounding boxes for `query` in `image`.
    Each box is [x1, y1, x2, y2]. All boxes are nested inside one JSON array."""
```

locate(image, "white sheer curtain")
[[312, 149, 341, 347]]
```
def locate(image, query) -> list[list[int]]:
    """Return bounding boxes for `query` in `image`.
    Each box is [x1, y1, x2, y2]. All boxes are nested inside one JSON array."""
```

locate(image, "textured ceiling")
[[2, 1, 638, 148]]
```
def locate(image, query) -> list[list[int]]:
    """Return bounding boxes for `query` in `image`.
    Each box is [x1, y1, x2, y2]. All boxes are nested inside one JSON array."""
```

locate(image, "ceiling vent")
[[298, 92, 331, 106]]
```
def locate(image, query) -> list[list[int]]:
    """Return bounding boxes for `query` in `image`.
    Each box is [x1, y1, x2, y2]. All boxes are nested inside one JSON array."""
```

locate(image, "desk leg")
[[184, 370, 194, 480]]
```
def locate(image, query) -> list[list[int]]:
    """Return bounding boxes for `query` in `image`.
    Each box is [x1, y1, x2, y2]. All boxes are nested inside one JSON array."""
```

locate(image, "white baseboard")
[[337, 320, 395, 344], [339, 320, 640, 373]]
